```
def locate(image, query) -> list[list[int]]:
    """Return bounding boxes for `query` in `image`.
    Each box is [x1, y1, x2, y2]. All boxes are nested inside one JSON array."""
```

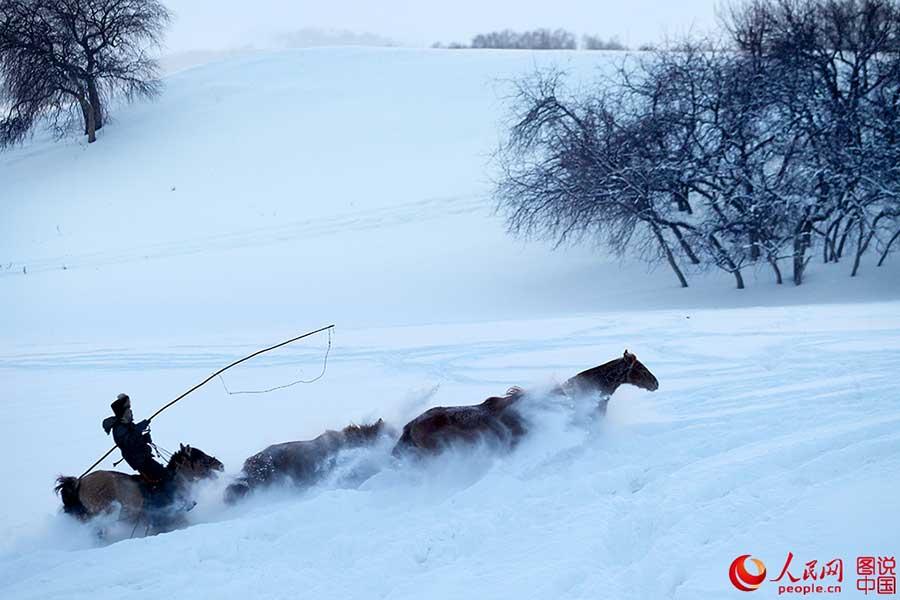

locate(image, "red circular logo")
[[729, 555, 767, 592]]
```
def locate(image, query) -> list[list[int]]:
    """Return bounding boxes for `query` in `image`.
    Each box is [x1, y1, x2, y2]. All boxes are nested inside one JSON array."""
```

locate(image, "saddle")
[[129, 472, 175, 509]]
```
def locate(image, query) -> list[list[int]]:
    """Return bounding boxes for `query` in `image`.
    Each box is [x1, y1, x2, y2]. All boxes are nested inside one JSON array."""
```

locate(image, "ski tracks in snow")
[[0, 194, 485, 276]]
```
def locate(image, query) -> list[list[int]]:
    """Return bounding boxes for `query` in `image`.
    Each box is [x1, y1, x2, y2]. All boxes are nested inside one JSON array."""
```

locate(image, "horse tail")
[[55, 476, 88, 519]]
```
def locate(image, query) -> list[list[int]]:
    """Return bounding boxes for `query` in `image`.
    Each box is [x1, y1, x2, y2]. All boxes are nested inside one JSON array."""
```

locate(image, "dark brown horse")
[[225, 420, 389, 503], [391, 387, 527, 457], [55, 444, 223, 534], [560, 350, 659, 415], [392, 350, 659, 457]]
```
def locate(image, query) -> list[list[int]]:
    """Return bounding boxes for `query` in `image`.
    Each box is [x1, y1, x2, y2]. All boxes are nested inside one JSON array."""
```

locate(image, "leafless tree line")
[[496, 0, 900, 288], [433, 29, 630, 51], [581, 35, 627, 51], [0, 0, 170, 146]]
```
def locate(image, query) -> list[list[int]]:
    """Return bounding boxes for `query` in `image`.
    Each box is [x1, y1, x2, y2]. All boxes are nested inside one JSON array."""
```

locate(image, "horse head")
[[169, 443, 224, 481], [622, 350, 659, 391], [564, 350, 660, 396]]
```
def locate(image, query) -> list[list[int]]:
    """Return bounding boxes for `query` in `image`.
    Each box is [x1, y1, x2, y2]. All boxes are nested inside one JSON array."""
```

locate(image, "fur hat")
[[110, 393, 130, 417]]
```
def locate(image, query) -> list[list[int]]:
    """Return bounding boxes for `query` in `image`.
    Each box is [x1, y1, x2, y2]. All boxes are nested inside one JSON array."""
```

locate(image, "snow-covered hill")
[[1, 48, 898, 599], [3, 48, 897, 345]]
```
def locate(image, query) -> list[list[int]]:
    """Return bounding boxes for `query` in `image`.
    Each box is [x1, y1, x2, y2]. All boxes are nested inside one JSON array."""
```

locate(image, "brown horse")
[[55, 444, 223, 534], [392, 350, 659, 457], [559, 350, 659, 415], [391, 387, 527, 457], [224, 420, 389, 503]]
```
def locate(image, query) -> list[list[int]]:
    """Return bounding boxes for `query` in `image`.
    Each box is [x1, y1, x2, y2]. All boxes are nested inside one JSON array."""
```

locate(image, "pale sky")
[[161, 0, 723, 53]]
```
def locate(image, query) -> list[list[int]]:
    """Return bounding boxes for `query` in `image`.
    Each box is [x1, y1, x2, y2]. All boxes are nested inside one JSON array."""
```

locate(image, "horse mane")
[[483, 388, 523, 413], [594, 355, 626, 372], [340, 419, 384, 441], [166, 445, 194, 470], [565, 355, 630, 396]]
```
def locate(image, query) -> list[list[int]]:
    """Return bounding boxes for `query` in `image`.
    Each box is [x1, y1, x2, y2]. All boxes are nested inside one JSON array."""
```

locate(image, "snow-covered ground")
[[1, 48, 898, 599]]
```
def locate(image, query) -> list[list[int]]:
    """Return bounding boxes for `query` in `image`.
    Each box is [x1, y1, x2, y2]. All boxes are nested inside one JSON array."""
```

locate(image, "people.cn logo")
[[730, 555, 768, 592]]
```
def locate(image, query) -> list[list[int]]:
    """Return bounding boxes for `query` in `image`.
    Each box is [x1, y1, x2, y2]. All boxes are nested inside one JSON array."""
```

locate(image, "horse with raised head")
[[55, 444, 223, 534], [392, 350, 659, 457], [560, 349, 659, 415], [225, 420, 390, 503]]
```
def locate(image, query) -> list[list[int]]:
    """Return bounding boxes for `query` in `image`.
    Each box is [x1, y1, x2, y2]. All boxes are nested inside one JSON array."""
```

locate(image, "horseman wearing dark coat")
[[102, 394, 168, 486]]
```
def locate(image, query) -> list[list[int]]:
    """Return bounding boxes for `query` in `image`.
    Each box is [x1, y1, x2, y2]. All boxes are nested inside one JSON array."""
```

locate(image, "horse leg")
[[95, 525, 107, 542], [147, 503, 190, 535], [484, 418, 513, 447], [597, 397, 609, 418], [500, 412, 527, 446]]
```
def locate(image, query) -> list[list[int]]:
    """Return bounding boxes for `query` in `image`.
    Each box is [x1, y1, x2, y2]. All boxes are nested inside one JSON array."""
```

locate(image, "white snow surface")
[[1, 48, 899, 599]]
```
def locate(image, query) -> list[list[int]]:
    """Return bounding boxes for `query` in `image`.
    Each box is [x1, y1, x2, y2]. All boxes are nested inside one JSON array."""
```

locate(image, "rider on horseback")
[[102, 394, 172, 507]]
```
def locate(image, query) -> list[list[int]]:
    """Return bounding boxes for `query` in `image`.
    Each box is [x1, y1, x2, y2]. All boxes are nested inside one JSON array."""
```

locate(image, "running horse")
[[224, 420, 391, 503], [55, 444, 223, 535], [561, 349, 659, 415], [392, 350, 659, 456]]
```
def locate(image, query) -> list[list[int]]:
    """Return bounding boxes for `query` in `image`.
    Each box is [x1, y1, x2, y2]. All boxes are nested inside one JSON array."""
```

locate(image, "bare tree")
[[471, 29, 576, 50], [496, 70, 700, 288], [497, 0, 900, 293], [581, 35, 627, 51], [724, 0, 900, 283], [0, 0, 171, 146]]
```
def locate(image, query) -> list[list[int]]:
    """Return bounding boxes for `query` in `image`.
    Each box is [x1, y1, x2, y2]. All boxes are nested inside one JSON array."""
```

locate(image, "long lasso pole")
[[78, 324, 335, 479]]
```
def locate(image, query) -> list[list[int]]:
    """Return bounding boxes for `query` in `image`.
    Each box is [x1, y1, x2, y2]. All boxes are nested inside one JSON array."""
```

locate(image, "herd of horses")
[[56, 350, 659, 536]]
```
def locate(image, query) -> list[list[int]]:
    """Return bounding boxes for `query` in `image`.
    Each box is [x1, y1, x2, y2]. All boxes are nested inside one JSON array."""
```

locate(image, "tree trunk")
[[668, 224, 701, 264], [851, 213, 888, 277], [851, 211, 890, 277], [836, 217, 855, 260], [792, 218, 812, 286], [877, 228, 900, 267], [750, 231, 761, 261], [793, 234, 806, 285], [674, 186, 693, 214], [769, 257, 783, 284], [79, 97, 97, 143], [651, 224, 689, 288], [708, 234, 744, 289], [851, 220, 866, 277], [823, 218, 841, 263], [87, 78, 103, 131]]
